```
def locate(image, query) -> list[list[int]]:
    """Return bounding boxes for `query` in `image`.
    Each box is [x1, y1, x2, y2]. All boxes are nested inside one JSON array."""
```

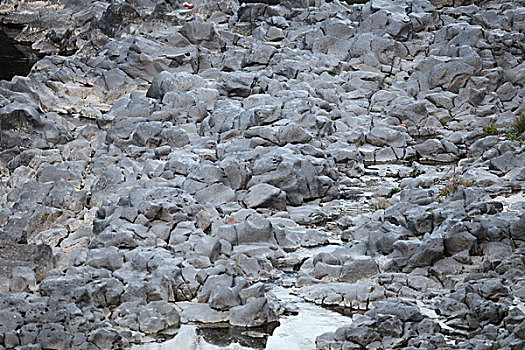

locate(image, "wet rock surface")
[[0, 0, 524, 349]]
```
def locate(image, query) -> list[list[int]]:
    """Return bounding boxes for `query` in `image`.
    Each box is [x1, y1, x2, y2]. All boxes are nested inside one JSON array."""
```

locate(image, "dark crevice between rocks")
[[324, 305, 367, 317], [196, 321, 280, 349], [0, 24, 40, 81]]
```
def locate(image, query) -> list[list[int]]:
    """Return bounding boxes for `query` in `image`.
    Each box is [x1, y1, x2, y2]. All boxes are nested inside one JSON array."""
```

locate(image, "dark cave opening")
[[0, 25, 39, 81]]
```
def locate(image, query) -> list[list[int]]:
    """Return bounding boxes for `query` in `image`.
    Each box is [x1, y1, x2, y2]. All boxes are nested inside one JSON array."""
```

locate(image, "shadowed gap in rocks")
[[196, 322, 280, 349], [0, 25, 39, 81]]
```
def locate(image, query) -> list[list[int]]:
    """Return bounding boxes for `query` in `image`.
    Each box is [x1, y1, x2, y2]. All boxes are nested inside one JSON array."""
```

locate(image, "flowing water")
[[0, 23, 377, 348], [131, 231, 366, 350], [133, 284, 353, 350], [132, 188, 384, 350]]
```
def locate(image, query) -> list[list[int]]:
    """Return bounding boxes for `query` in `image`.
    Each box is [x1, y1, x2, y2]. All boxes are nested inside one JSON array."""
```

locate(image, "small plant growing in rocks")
[[505, 112, 525, 142], [487, 342, 502, 350], [482, 122, 500, 136], [439, 169, 474, 198], [371, 197, 391, 210], [513, 111, 525, 133], [389, 187, 400, 197]]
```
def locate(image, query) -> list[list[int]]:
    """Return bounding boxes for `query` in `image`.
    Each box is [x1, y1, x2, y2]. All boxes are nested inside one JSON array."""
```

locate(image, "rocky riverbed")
[[0, 0, 524, 349]]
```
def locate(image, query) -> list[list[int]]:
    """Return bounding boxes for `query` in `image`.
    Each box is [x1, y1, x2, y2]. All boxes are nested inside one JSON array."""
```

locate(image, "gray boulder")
[[0, 102, 70, 149], [242, 183, 287, 210], [407, 237, 444, 270], [219, 72, 256, 98], [0, 235, 53, 290], [0, 309, 24, 333], [339, 256, 379, 283], [37, 323, 72, 350], [209, 287, 242, 311], [489, 151, 525, 173], [367, 298, 424, 322], [138, 301, 180, 334], [146, 71, 205, 100], [198, 274, 234, 303], [97, 2, 142, 37], [444, 230, 478, 255], [86, 247, 124, 271], [510, 213, 525, 242], [366, 126, 410, 148], [87, 327, 125, 349], [247, 150, 337, 205], [242, 43, 278, 67], [180, 19, 224, 51], [229, 297, 278, 327], [236, 220, 276, 245]]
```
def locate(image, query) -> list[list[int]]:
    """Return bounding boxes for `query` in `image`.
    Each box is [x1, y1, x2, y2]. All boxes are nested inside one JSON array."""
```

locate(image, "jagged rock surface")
[[0, 0, 524, 349]]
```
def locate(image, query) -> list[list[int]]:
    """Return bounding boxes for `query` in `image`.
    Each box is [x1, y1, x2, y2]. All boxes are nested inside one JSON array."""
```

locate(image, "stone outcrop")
[[0, 0, 524, 349]]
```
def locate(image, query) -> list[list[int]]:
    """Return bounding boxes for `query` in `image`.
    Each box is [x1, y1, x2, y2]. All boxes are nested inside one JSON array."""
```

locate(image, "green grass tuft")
[[390, 187, 400, 197], [371, 198, 390, 211], [505, 112, 525, 142], [439, 170, 474, 198], [482, 122, 500, 136], [512, 111, 525, 134]]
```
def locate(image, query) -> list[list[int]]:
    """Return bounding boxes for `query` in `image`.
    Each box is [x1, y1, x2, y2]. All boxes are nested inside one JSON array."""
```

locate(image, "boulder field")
[[0, 0, 524, 349]]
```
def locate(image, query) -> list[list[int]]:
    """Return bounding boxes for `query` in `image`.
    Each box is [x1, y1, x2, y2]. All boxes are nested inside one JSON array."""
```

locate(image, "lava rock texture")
[[0, 0, 524, 349]]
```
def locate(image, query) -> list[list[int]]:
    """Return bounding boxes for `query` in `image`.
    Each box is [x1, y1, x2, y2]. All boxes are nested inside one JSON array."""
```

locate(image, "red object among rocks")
[[183, 2, 194, 8]]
